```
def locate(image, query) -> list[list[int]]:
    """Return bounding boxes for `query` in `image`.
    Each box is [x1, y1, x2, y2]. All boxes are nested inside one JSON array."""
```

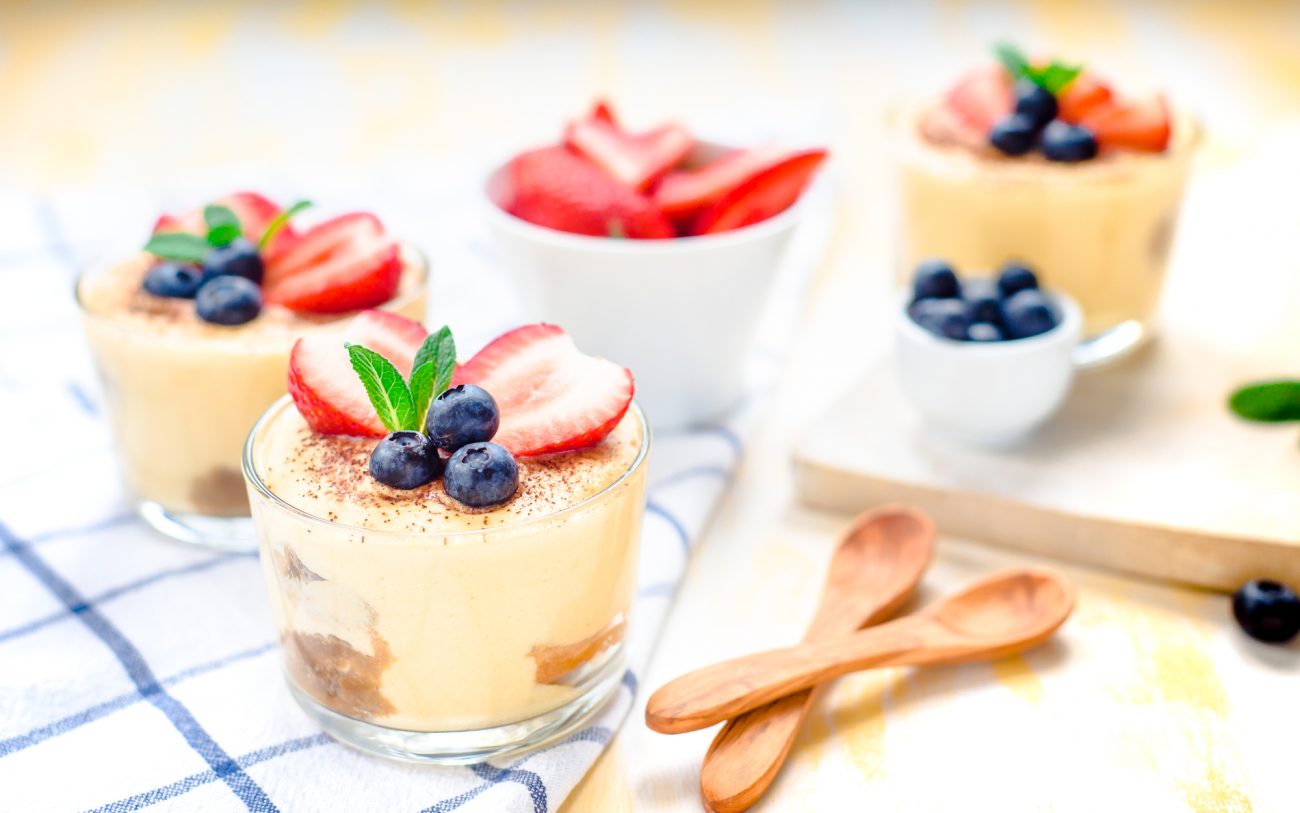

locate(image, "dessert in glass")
[[243, 311, 648, 763], [77, 192, 427, 550], [896, 44, 1198, 366], [487, 99, 827, 428]]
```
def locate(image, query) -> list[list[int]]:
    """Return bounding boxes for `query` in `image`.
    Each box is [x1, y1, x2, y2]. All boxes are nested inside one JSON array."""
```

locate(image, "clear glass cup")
[[76, 247, 428, 551], [894, 106, 1200, 367], [242, 396, 650, 764]]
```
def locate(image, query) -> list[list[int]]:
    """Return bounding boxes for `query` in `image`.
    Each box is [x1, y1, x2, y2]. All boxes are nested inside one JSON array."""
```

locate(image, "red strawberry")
[[565, 112, 693, 191], [945, 66, 1014, 132], [588, 99, 618, 126], [1057, 73, 1114, 124], [263, 213, 402, 314], [153, 191, 298, 259], [1082, 94, 1172, 153], [653, 146, 789, 223], [503, 147, 675, 239], [689, 148, 826, 235], [452, 324, 634, 456], [287, 309, 427, 437]]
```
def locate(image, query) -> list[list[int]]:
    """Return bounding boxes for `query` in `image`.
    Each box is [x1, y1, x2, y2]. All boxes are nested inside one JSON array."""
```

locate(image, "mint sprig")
[[260, 199, 312, 250], [142, 232, 211, 263], [347, 326, 457, 434], [1228, 380, 1300, 423], [994, 42, 1082, 96], [203, 205, 242, 248]]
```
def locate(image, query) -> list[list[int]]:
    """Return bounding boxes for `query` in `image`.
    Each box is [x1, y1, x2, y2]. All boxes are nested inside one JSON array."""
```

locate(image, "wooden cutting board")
[[793, 333, 1300, 592]]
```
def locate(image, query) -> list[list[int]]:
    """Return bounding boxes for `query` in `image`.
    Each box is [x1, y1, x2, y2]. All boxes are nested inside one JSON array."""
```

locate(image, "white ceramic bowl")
[[894, 291, 1083, 446], [484, 150, 805, 430]]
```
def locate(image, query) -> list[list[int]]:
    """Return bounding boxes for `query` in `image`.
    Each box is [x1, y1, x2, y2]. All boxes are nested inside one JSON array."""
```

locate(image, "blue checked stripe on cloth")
[[0, 172, 827, 812]]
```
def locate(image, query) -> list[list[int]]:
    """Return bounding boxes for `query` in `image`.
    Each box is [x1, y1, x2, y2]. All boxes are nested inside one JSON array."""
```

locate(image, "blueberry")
[[962, 278, 1002, 325], [966, 322, 1004, 342], [1233, 580, 1300, 643], [912, 259, 960, 301], [1013, 80, 1058, 127], [989, 113, 1039, 157], [444, 442, 519, 507], [202, 237, 264, 284], [369, 431, 441, 490], [142, 262, 203, 299], [1000, 289, 1059, 339], [908, 298, 969, 341], [195, 275, 262, 326], [426, 385, 500, 451], [1040, 121, 1098, 163], [997, 262, 1040, 299]]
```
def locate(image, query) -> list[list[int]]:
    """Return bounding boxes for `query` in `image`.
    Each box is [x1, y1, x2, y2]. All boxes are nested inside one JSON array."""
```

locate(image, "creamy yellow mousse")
[[246, 399, 648, 732], [78, 249, 426, 518], [898, 102, 1197, 342]]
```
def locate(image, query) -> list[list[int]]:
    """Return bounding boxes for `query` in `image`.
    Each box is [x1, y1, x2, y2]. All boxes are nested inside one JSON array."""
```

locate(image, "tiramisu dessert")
[[78, 192, 427, 547], [897, 43, 1197, 364], [243, 312, 648, 761]]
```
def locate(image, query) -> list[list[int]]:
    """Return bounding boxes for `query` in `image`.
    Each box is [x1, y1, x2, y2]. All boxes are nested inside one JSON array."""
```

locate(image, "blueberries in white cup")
[[907, 259, 1060, 342]]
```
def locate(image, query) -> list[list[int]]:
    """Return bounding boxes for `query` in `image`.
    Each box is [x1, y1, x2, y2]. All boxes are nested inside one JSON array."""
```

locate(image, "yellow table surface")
[[5, 2, 1298, 811]]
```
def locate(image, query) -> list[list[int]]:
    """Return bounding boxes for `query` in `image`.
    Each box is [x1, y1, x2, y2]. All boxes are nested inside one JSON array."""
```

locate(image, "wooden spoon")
[[647, 568, 1074, 735], [699, 506, 934, 813]]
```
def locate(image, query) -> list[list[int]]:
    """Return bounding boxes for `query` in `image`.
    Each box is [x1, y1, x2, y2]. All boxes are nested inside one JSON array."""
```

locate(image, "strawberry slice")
[[500, 147, 675, 239], [1057, 73, 1114, 124], [153, 191, 298, 259], [653, 147, 789, 223], [1082, 94, 1172, 153], [689, 148, 827, 235], [452, 324, 634, 456], [287, 309, 427, 437], [263, 213, 402, 314], [945, 66, 1014, 132], [588, 98, 618, 126], [564, 106, 693, 191]]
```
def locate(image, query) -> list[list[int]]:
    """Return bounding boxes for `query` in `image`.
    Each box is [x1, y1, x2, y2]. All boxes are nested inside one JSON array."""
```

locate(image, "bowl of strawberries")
[[485, 100, 827, 429]]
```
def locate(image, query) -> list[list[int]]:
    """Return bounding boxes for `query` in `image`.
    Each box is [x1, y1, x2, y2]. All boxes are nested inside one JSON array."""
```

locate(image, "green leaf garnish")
[[1228, 380, 1300, 423], [408, 326, 457, 426], [993, 41, 1082, 95], [346, 343, 416, 433], [260, 199, 312, 250], [206, 223, 242, 248], [409, 362, 435, 431], [204, 204, 241, 233], [143, 231, 210, 263]]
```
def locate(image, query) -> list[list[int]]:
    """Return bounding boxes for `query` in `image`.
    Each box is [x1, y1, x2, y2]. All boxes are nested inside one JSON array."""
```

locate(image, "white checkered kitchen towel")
[[0, 159, 829, 812]]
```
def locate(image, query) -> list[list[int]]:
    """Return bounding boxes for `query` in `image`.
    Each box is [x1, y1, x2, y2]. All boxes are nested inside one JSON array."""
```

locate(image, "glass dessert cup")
[[895, 110, 1199, 368], [76, 248, 428, 552], [243, 397, 650, 764]]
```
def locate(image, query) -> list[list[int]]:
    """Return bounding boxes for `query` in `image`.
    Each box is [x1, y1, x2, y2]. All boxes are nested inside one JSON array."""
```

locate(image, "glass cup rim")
[[73, 242, 432, 332], [242, 395, 652, 542]]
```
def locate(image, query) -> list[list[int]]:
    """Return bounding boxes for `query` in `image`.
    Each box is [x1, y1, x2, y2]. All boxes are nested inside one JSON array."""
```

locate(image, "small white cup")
[[483, 148, 806, 430], [894, 291, 1083, 446]]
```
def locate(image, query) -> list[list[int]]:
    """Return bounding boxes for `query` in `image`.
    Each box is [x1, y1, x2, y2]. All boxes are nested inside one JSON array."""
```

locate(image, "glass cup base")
[[137, 501, 256, 553], [287, 657, 626, 766], [1073, 319, 1151, 370]]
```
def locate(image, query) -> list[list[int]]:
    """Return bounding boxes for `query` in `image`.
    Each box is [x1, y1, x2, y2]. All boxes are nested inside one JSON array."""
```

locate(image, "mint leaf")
[[413, 325, 457, 400], [1229, 380, 1300, 423], [260, 200, 312, 250], [143, 232, 210, 263], [409, 362, 434, 430], [206, 223, 242, 247], [346, 343, 416, 433], [1035, 62, 1082, 95], [204, 204, 241, 232], [994, 42, 1031, 78]]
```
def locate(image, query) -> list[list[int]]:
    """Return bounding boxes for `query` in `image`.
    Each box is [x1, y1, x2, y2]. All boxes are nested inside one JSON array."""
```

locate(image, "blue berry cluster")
[[369, 384, 518, 508], [142, 238, 264, 325], [991, 80, 1097, 163], [908, 259, 1060, 342]]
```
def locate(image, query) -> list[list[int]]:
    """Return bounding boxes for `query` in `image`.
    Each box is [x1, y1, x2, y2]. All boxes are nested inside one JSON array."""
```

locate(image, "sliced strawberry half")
[[153, 191, 299, 259], [287, 309, 427, 437], [1057, 73, 1115, 124], [452, 324, 634, 456], [263, 213, 402, 314], [945, 66, 1014, 133], [689, 148, 826, 235], [564, 108, 693, 191], [653, 146, 789, 223], [502, 147, 675, 239], [1082, 94, 1172, 153]]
